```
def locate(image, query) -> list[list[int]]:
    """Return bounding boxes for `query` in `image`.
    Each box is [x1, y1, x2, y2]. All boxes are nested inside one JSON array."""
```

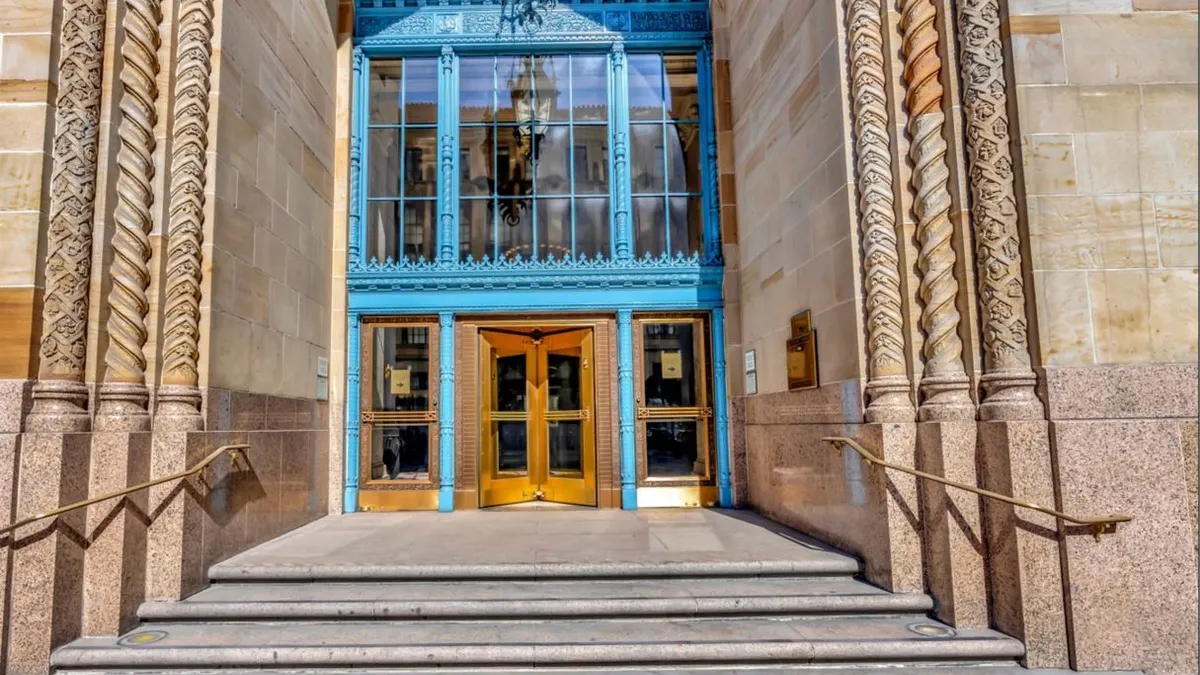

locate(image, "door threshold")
[[484, 502, 594, 512]]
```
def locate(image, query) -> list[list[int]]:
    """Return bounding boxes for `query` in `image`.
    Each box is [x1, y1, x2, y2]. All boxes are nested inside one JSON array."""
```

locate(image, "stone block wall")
[[1008, 4, 1198, 674]]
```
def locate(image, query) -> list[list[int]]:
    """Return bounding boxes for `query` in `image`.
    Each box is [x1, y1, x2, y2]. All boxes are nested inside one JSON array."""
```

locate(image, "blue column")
[[438, 311, 456, 511], [344, 312, 362, 513], [617, 309, 637, 509], [437, 46, 458, 264], [610, 42, 632, 261], [698, 41, 722, 265], [711, 307, 733, 507], [349, 47, 365, 268]]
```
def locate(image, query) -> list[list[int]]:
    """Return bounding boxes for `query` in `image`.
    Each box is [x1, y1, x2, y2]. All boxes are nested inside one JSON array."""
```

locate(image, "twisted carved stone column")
[[848, 0, 914, 423], [899, 0, 974, 421], [157, 0, 215, 429], [26, 0, 109, 432], [957, 0, 1041, 421], [97, 0, 163, 431]]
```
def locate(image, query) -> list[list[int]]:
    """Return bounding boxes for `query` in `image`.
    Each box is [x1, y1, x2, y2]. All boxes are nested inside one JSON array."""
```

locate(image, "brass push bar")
[[0, 443, 250, 537], [822, 436, 1131, 539]]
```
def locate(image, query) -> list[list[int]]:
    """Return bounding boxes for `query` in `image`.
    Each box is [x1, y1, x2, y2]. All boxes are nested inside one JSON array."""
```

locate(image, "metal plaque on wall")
[[787, 311, 818, 391]]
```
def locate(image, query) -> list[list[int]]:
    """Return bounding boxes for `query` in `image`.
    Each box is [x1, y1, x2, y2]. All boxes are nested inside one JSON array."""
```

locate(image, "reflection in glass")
[[543, 55, 571, 121], [369, 61, 402, 125], [371, 326, 431, 411], [642, 322, 697, 407], [646, 421, 701, 478], [668, 123, 702, 194], [368, 128, 402, 198], [495, 354, 527, 411], [371, 425, 430, 480], [367, 202, 399, 262], [404, 59, 439, 124], [459, 127, 492, 197], [665, 54, 699, 122], [402, 201, 437, 261], [496, 422, 528, 474], [459, 199, 491, 261], [496, 200, 534, 259], [571, 55, 608, 121], [633, 196, 666, 258], [628, 54, 665, 121], [459, 57, 496, 123], [547, 353, 580, 411], [403, 128, 438, 197], [534, 127, 571, 195], [537, 199, 572, 259], [573, 126, 608, 194], [669, 196, 703, 258], [548, 421, 582, 475], [575, 197, 610, 259], [630, 124, 665, 194]]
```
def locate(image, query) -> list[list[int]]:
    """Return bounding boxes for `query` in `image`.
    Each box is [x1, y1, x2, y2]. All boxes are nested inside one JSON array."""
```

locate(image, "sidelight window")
[[362, 321, 437, 484]]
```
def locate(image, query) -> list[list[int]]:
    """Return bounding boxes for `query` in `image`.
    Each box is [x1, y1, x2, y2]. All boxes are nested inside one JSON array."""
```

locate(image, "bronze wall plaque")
[[790, 310, 812, 338], [787, 331, 819, 391]]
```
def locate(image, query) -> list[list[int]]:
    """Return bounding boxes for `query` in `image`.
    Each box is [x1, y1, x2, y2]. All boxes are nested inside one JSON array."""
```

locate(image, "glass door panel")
[[539, 329, 596, 506], [479, 331, 537, 506], [636, 317, 712, 483]]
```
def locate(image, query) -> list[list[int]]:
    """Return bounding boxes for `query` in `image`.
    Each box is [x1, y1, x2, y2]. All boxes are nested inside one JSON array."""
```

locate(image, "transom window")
[[460, 54, 611, 262], [362, 49, 709, 265]]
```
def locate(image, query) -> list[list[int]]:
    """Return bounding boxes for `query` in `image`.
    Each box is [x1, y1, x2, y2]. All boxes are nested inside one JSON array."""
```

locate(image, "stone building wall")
[[1008, 3, 1198, 674]]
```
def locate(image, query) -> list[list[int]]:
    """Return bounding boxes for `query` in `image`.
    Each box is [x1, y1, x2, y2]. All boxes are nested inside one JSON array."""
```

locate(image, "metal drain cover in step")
[[906, 622, 957, 638], [117, 630, 168, 647]]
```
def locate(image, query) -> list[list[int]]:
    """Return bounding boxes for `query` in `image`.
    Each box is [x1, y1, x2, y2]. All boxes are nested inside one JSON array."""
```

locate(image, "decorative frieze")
[[847, 0, 914, 423], [27, 0, 109, 432], [956, 0, 1041, 421], [97, 0, 164, 430], [158, 0, 215, 427], [899, 0, 973, 422]]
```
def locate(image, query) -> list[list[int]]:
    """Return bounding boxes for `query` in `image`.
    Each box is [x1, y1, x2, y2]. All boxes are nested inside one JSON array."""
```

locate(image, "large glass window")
[[368, 59, 439, 262], [637, 318, 711, 481], [628, 54, 702, 258], [459, 54, 611, 262]]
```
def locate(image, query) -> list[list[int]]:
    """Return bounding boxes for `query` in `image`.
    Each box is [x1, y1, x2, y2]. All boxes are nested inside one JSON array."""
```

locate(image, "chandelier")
[[498, 0, 561, 33], [493, 55, 557, 229]]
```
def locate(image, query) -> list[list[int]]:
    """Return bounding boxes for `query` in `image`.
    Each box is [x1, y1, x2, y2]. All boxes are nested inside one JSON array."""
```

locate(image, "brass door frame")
[[632, 313, 715, 487], [357, 317, 441, 511], [478, 324, 597, 507]]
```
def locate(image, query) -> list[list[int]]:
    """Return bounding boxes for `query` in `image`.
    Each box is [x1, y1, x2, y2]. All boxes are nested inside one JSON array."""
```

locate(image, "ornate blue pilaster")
[[610, 42, 632, 261], [698, 40, 722, 265], [711, 307, 732, 507], [349, 47, 366, 269], [345, 312, 362, 512], [617, 308, 637, 508], [438, 46, 458, 264], [438, 311, 456, 511]]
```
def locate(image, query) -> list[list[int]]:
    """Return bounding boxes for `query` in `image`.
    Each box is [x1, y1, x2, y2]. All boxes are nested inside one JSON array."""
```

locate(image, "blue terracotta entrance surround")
[[346, 0, 728, 512]]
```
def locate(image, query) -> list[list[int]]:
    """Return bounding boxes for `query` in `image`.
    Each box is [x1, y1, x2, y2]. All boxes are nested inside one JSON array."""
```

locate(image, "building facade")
[[0, 0, 1195, 674]]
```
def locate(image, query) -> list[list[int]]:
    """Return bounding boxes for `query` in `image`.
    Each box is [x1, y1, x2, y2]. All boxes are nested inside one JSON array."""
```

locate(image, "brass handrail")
[[823, 437, 1131, 539], [0, 443, 250, 537]]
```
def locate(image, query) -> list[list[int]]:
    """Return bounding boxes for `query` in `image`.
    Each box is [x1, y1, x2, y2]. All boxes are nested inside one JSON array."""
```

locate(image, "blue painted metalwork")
[[616, 308, 637, 509], [438, 312, 456, 511], [697, 40, 721, 265], [711, 307, 732, 507], [345, 0, 729, 510], [345, 312, 362, 512]]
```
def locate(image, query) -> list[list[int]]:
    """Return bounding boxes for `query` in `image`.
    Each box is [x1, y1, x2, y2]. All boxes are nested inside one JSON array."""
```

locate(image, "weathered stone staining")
[[847, 0, 914, 423], [27, 0, 109, 433], [956, 0, 1041, 421], [97, 0, 165, 430], [899, 0, 974, 422], [158, 0, 216, 428]]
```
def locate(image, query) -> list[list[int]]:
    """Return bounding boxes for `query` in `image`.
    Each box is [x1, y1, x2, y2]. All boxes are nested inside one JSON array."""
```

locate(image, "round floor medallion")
[[906, 622, 956, 638], [118, 630, 168, 647]]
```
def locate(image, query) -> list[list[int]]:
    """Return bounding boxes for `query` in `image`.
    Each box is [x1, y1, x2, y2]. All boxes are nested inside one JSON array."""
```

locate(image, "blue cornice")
[[355, 1, 710, 47]]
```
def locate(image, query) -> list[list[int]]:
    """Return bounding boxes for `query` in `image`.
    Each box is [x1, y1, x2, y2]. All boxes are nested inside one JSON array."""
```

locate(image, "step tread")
[[52, 616, 1024, 669], [183, 577, 898, 603], [56, 670, 1146, 675]]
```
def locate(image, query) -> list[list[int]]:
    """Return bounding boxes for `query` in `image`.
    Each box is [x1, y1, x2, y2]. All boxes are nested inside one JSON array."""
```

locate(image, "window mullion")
[[437, 46, 458, 264], [610, 43, 632, 261], [698, 42, 720, 264], [398, 60, 407, 260]]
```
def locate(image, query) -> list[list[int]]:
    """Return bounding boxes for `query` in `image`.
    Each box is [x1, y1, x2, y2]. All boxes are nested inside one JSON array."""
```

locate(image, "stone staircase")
[[47, 511, 1136, 674]]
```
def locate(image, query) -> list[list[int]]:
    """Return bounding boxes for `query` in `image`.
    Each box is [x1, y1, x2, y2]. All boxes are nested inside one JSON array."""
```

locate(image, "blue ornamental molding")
[[355, 0, 709, 46], [348, 251, 723, 292]]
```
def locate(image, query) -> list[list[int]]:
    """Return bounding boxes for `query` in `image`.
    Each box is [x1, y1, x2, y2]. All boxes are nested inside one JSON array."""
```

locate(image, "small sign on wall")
[[744, 348, 757, 396], [787, 310, 819, 391], [661, 350, 683, 379], [390, 367, 412, 395]]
